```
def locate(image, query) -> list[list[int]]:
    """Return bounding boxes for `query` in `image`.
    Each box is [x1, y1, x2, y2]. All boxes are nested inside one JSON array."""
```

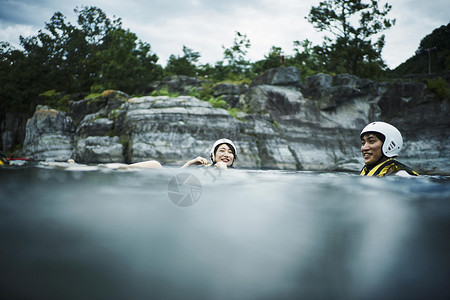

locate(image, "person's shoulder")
[[388, 160, 419, 176], [393, 170, 415, 177]]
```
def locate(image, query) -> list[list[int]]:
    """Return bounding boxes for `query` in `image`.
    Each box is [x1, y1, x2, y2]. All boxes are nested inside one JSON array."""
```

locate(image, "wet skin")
[[215, 144, 234, 167], [361, 134, 388, 166]]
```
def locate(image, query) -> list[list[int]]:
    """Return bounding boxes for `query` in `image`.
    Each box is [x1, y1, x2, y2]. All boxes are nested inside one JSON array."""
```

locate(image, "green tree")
[[288, 39, 326, 78], [197, 61, 228, 81], [306, 0, 395, 78], [74, 6, 162, 93], [92, 27, 161, 93], [164, 45, 200, 77], [222, 31, 252, 78], [0, 42, 33, 114], [0, 5, 163, 116], [253, 46, 285, 74]]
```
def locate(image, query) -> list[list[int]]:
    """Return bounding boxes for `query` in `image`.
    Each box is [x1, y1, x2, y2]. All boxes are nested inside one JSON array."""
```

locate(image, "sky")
[[0, 0, 449, 69]]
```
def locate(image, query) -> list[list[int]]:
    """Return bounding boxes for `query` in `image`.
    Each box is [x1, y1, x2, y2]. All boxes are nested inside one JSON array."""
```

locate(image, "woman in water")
[[181, 138, 237, 170], [72, 138, 237, 170], [360, 121, 418, 177]]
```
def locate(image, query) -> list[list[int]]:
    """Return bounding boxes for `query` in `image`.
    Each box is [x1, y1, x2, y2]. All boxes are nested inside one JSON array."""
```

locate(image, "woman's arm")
[[128, 160, 163, 169], [181, 156, 209, 168]]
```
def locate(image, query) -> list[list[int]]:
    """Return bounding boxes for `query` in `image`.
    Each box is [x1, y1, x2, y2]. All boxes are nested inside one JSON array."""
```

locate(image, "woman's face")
[[215, 144, 234, 167], [361, 133, 384, 165]]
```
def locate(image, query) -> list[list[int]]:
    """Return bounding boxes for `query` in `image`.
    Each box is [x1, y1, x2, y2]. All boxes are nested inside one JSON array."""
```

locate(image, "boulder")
[[75, 136, 124, 163], [251, 66, 302, 87], [212, 83, 248, 108], [76, 115, 114, 137]]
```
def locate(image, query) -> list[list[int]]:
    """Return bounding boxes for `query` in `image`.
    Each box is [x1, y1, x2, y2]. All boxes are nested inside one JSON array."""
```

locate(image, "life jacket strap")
[[360, 158, 419, 177]]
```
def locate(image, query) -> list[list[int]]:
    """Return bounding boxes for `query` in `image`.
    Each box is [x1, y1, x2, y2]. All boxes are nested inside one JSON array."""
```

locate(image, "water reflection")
[[0, 166, 449, 299]]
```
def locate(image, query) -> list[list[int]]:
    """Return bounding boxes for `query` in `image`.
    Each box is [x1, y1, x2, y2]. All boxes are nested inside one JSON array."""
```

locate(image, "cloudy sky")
[[0, 0, 449, 69]]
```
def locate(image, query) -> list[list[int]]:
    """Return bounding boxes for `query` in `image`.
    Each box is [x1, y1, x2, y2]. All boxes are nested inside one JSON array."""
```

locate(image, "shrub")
[[38, 90, 71, 112], [207, 97, 229, 109], [427, 77, 450, 100], [150, 85, 179, 97]]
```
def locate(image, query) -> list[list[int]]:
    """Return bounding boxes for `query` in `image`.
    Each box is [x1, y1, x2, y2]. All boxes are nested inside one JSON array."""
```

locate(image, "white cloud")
[[1, 0, 449, 69], [0, 23, 36, 48]]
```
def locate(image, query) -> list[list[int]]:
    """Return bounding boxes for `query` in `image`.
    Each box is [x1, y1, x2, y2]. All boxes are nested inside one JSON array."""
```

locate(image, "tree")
[[306, 0, 395, 78], [74, 6, 162, 93], [392, 23, 450, 76], [0, 5, 163, 114], [253, 46, 285, 74], [164, 45, 200, 77], [0, 42, 32, 114], [91, 27, 161, 93], [221, 31, 252, 78], [288, 39, 326, 78]]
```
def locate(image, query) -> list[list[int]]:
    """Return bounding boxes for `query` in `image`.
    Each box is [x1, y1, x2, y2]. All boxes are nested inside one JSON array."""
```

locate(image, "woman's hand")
[[214, 161, 228, 170], [181, 156, 209, 168]]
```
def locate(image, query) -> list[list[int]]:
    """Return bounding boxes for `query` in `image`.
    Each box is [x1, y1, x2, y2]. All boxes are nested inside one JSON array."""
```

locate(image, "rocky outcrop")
[[71, 91, 129, 163], [21, 68, 450, 174], [23, 106, 74, 161], [374, 80, 449, 173], [213, 83, 248, 108], [138, 75, 207, 95], [251, 66, 302, 87], [1, 113, 28, 153]]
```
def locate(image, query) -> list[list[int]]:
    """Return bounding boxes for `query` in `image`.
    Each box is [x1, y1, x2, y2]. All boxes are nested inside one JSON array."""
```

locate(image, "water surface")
[[1, 164, 449, 299]]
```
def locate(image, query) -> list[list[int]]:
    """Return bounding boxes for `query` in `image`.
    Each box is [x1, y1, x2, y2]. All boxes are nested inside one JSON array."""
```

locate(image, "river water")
[[1, 164, 449, 299]]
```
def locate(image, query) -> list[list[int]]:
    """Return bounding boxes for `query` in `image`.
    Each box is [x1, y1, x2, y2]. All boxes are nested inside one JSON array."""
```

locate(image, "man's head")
[[360, 121, 403, 158], [360, 122, 403, 166]]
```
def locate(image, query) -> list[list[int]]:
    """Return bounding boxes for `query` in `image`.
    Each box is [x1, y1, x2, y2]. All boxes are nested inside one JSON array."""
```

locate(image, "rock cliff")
[[21, 67, 450, 174]]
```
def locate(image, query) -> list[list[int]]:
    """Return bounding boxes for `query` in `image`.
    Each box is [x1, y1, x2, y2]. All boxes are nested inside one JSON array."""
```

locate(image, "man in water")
[[360, 121, 419, 177]]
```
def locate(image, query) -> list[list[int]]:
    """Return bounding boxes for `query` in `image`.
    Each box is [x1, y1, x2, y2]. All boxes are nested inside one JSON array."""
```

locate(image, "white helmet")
[[210, 138, 237, 165], [360, 121, 403, 157]]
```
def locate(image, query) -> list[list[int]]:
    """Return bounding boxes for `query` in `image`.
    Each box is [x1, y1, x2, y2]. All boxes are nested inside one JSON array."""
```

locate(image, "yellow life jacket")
[[360, 158, 419, 177], [0, 152, 9, 165]]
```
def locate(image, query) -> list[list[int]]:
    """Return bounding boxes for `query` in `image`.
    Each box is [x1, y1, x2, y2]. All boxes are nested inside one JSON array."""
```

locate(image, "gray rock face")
[[120, 96, 239, 164], [21, 69, 450, 174], [251, 66, 302, 87], [242, 85, 306, 118], [70, 91, 129, 163], [375, 81, 450, 173], [304, 73, 373, 111], [1, 113, 28, 153], [75, 136, 123, 163], [23, 106, 74, 161], [212, 83, 247, 108]]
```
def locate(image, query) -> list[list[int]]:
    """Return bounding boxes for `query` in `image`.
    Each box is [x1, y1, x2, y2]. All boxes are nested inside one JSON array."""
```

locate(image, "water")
[[1, 164, 449, 300]]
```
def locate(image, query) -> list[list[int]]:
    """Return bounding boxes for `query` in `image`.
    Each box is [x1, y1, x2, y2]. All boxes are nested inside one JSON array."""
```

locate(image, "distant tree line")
[[390, 23, 450, 77], [0, 6, 163, 116], [1, 1, 448, 121]]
